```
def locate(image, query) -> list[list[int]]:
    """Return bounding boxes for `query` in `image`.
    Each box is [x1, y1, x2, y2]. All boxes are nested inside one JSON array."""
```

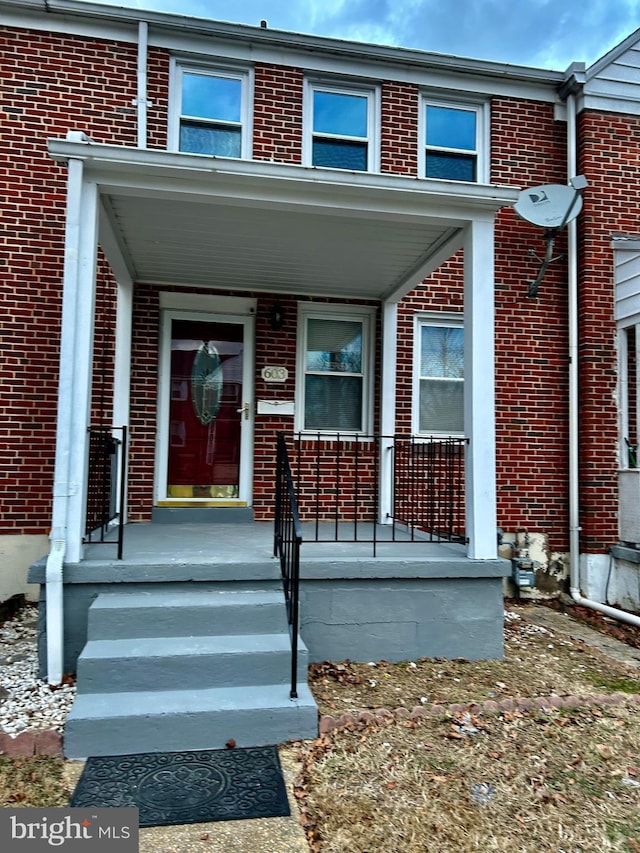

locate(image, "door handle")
[[237, 401, 250, 420]]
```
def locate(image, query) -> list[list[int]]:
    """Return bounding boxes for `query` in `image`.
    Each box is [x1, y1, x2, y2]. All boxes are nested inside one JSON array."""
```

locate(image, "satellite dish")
[[514, 177, 588, 298], [514, 184, 583, 229]]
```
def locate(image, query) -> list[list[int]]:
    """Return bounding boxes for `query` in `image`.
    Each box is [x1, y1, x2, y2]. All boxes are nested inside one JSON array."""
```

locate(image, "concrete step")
[[64, 682, 318, 758], [86, 590, 289, 639], [76, 633, 309, 694]]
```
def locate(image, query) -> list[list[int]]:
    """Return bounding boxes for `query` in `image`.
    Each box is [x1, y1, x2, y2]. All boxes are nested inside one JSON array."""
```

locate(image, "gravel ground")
[[0, 607, 75, 738]]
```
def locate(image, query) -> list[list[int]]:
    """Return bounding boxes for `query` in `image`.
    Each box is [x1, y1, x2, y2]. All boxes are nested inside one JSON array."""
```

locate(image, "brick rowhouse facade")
[[1, 1, 639, 606]]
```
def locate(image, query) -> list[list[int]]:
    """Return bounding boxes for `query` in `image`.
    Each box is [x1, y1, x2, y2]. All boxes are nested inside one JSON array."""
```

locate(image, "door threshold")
[[156, 501, 248, 508], [152, 506, 255, 524]]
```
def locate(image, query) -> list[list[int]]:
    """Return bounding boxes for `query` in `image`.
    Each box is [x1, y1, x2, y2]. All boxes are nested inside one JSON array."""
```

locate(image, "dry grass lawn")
[[295, 703, 640, 853], [0, 755, 69, 807], [297, 607, 640, 852]]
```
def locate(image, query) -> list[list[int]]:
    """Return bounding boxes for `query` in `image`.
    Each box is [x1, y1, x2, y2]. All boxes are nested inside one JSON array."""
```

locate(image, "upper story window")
[[305, 82, 378, 171], [171, 63, 251, 158], [296, 303, 375, 434], [421, 99, 486, 182], [414, 315, 464, 436]]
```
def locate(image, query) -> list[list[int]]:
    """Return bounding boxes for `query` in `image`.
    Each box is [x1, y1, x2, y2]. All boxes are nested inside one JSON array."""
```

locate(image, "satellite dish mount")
[[514, 176, 588, 298]]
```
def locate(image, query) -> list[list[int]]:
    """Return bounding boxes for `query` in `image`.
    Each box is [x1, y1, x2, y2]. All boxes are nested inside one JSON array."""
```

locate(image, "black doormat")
[[69, 746, 291, 828]]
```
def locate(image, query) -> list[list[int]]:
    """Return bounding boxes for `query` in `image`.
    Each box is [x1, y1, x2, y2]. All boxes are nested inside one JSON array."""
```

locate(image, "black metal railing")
[[84, 425, 127, 559], [274, 432, 303, 700], [393, 436, 466, 543], [289, 432, 467, 550], [292, 432, 381, 545]]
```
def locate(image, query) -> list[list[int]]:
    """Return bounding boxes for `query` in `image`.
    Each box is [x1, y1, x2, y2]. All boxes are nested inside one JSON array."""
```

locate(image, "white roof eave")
[[47, 137, 519, 219]]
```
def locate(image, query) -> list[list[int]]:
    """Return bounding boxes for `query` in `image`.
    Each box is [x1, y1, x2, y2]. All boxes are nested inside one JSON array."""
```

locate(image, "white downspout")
[[135, 21, 149, 149], [45, 150, 85, 685], [566, 93, 640, 629]]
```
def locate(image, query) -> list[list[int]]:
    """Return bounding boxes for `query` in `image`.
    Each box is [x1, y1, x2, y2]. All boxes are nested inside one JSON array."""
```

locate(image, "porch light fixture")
[[269, 301, 285, 331]]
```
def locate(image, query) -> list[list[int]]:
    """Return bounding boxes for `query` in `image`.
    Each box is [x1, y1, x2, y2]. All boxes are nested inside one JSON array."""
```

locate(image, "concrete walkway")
[[518, 604, 640, 671], [63, 746, 309, 853]]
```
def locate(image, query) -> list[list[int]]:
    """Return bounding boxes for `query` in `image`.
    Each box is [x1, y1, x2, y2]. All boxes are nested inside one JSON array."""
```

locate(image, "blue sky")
[[88, 0, 640, 70]]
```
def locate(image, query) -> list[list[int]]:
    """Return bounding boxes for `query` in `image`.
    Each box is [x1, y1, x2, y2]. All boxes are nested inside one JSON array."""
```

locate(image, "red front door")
[[166, 318, 245, 500]]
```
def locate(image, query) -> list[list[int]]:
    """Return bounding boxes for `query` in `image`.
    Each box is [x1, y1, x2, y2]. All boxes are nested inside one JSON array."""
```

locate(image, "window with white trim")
[[414, 316, 464, 435], [305, 82, 377, 171], [619, 321, 639, 468], [296, 304, 375, 433], [421, 99, 485, 182], [172, 64, 250, 158]]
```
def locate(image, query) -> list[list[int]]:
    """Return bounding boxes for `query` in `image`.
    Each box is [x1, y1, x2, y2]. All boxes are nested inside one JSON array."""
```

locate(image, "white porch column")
[[46, 143, 99, 682], [51, 154, 99, 564], [113, 278, 133, 522], [379, 300, 398, 522], [463, 218, 498, 559]]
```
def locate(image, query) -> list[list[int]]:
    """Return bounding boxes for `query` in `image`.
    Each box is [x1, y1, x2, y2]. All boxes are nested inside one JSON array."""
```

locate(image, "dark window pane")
[[313, 139, 367, 170], [426, 152, 476, 182], [419, 379, 464, 434], [426, 105, 476, 150], [304, 375, 363, 430], [313, 91, 368, 137], [182, 73, 241, 123], [180, 123, 241, 157]]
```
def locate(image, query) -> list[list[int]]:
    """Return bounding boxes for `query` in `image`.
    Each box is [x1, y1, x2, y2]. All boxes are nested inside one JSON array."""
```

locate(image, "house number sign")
[[261, 365, 288, 383]]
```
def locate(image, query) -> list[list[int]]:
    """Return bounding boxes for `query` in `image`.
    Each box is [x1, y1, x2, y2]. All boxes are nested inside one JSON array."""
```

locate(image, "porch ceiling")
[[102, 192, 453, 300], [50, 137, 520, 301]]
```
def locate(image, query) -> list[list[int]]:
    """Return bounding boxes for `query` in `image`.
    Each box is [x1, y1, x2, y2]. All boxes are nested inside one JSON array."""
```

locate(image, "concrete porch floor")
[[28, 520, 509, 675], [82, 520, 468, 569]]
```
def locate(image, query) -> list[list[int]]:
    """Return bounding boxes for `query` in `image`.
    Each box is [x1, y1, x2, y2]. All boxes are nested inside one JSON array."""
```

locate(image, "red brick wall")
[[253, 64, 303, 163], [128, 285, 161, 521], [90, 253, 118, 427], [492, 99, 570, 549], [0, 27, 145, 534], [574, 110, 640, 549], [147, 47, 170, 149], [253, 295, 298, 517], [381, 81, 419, 174]]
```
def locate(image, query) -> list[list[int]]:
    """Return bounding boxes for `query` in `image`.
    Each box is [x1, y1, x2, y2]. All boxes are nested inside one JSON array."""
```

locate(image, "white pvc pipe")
[[136, 21, 148, 148], [45, 147, 85, 685], [566, 93, 640, 630], [570, 591, 640, 628]]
